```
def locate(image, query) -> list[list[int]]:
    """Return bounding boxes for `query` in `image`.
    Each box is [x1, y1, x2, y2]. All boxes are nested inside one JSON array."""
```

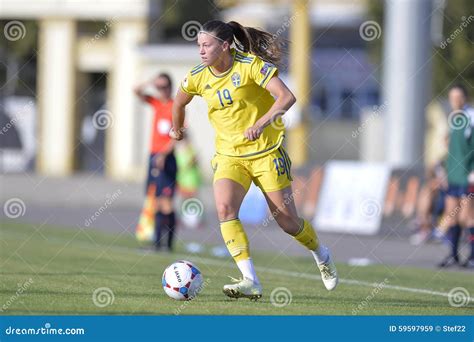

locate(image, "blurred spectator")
[[135, 73, 177, 252], [437, 84, 474, 268], [175, 134, 203, 229], [409, 156, 448, 245]]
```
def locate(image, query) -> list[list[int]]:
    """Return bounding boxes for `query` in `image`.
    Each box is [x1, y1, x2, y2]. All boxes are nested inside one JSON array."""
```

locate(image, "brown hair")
[[201, 20, 286, 66]]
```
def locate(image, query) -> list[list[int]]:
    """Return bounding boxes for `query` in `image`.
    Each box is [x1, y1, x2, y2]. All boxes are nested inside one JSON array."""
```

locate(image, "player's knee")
[[216, 203, 238, 221]]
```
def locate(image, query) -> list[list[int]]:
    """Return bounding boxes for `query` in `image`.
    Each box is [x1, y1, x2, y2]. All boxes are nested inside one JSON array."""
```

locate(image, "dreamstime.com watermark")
[[359, 20, 381, 41], [84, 190, 122, 227], [181, 20, 202, 41], [352, 102, 387, 139], [86, 16, 119, 47], [92, 109, 114, 130], [174, 279, 211, 315], [352, 278, 390, 315], [4, 323, 85, 336], [261, 12, 300, 51], [0, 278, 34, 313], [440, 15, 474, 49], [448, 287, 472, 308], [0, 116, 19, 136], [439, 193, 474, 228], [358, 198, 382, 219], [3, 198, 26, 219], [262, 189, 300, 227], [3, 20, 26, 41], [92, 287, 115, 308], [0, 100, 34, 137], [270, 287, 292, 308], [181, 198, 204, 220]]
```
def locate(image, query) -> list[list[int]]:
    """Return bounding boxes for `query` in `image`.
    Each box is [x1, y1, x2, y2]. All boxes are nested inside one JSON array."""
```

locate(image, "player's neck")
[[210, 54, 233, 75]]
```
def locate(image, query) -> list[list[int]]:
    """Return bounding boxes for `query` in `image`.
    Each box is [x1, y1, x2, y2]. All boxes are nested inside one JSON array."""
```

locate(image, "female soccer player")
[[170, 20, 338, 299]]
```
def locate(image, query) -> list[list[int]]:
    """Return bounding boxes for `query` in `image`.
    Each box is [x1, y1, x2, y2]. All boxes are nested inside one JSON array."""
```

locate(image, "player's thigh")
[[417, 184, 434, 216], [211, 155, 251, 221], [263, 185, 300, 227], [251, 148, 298, 231], [213, 178, 248, 221], [443, 194, 461, 225], [418, 185, 439, 228], [459, 193, 474, 226]]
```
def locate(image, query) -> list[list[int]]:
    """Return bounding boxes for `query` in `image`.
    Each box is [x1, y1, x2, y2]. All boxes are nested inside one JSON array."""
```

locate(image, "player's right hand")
[[169, 127, 184, 141]]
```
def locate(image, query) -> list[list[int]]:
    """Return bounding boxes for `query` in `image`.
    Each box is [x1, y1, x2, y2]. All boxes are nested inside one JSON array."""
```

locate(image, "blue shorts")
[[146, 152, 177, 197], [433, 189, 446, 217], [446, 184, 473, 198]]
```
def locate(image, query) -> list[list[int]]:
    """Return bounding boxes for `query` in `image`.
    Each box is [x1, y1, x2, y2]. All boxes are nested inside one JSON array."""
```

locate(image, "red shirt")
[[146, 97, 173, 154]]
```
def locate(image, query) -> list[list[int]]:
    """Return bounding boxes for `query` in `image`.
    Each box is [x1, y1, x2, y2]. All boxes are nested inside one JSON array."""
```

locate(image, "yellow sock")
[[220, 219, 250, 262], [293, 219, 319, 251]]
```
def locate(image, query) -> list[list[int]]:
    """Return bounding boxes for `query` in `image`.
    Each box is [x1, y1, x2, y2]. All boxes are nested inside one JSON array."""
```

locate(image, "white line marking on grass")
[[179, 255, 474, 304], [4, 230, 474, 303]]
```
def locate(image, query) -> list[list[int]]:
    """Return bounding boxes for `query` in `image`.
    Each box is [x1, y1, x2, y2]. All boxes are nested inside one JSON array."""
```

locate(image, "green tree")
[[433, 0, 474, 96]]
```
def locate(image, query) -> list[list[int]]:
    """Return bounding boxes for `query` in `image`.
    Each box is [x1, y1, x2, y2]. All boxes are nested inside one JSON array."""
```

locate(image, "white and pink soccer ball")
[[162, 260, 203, 300]]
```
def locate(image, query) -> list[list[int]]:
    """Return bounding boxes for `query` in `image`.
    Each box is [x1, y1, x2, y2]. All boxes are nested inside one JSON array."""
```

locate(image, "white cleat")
[[317, 254, 338, 291], [223, 277, 263, 301]]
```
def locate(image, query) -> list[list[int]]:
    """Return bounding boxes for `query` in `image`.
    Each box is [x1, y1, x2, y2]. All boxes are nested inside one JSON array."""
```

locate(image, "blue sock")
[[446, 225, 461, 260], [469, 227, 474, 260], [155, 211, 165, 247], [163, 212, 176, 250]]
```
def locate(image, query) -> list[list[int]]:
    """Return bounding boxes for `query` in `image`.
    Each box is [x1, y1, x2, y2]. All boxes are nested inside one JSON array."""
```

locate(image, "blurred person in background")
[[409, 156, 448, 246], [135, 73, 177, 252], [175, 134, 203, 229], [437, 84, 474, 268]]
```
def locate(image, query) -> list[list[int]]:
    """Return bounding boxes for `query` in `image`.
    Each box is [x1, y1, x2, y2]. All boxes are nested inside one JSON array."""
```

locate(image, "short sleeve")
[[250, 57, 278, 88], [180, 72, 199, 96]]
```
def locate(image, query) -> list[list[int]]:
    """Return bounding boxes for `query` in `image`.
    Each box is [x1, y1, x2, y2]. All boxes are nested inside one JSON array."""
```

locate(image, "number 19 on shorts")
[[273, 158, 286, 176]]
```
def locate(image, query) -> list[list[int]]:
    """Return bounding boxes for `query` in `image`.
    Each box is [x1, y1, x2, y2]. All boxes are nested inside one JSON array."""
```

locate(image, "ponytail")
[[201, 20, 286, 67]]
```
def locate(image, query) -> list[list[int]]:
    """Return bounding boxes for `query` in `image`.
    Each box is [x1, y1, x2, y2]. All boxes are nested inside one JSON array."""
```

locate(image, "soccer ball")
[[162, 260, 203, 300]]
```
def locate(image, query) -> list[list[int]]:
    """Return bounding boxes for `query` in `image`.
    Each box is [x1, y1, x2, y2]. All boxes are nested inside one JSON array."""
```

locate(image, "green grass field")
[[1, 220, 473, 315]]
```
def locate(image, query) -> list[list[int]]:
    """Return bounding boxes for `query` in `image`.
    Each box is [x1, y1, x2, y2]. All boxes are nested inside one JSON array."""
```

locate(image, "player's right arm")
[[171, 72, 200, 140], [171, 88, 193, 141]]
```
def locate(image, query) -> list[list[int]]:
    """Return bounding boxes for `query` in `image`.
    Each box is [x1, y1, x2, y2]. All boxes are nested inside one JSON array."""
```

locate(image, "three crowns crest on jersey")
[[231, 72, 241, 87]]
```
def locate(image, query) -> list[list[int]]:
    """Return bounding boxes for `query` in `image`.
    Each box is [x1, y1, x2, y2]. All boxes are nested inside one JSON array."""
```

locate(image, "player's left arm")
[[244, 77, 296, 141]]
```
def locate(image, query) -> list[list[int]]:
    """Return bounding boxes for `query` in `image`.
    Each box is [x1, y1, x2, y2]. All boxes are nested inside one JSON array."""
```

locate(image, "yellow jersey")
[[180, 49, 285, 159]]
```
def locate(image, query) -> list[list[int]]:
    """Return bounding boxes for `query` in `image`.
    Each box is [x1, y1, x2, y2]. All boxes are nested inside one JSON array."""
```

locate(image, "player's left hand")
[[244, 125, 263, 141]]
